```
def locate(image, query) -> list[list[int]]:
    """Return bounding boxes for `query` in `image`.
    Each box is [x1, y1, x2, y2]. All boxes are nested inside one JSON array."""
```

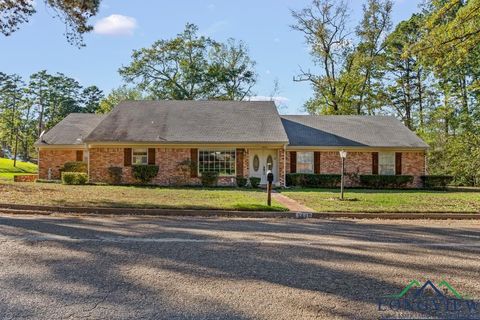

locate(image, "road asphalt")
[[0, 214, 479, 319]]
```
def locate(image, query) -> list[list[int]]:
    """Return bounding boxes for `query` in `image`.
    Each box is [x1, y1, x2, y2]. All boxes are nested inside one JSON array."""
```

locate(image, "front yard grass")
[[0, 181, 287, 212], [281, 188, 480, 213]]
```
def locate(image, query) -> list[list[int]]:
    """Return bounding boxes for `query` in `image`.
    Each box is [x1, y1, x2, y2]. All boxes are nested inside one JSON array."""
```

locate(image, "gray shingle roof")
[[85, 100, 289, 144], [35, 113, 106, 146], [281, 115, 428, 148]]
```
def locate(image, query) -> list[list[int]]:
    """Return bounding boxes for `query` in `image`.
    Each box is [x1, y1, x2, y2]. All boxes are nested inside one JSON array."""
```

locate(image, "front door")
[[249, 149, 278, 185]]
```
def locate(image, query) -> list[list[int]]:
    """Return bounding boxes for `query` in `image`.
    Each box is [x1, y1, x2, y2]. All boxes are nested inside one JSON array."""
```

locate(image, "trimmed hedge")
[[421, 175, 453, 189], [132, 165, 159, 183], [359, 175, 414, 188], [61, 161, 87, 173], [236, 176, 248, 187], [286, 173, 341, 188], [200, 171, 219, 187], [61, 172, 88, 185], [249, 177, 261, 188]]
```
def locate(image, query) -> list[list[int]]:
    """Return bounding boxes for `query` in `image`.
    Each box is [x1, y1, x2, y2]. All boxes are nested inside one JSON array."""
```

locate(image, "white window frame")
[[379, 152, 396, 175], [198, 149, 236, 177], [132, 148, 148, 165], [297, 152, 314, 174]]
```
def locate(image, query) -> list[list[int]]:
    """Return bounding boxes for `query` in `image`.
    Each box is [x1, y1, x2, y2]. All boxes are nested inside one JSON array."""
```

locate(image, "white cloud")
[[94, 14, 137, 36], [248, 95, 289, 106]]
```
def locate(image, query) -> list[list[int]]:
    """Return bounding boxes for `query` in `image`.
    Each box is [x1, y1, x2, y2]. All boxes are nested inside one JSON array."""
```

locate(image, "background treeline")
[[0, 71, 103, 161], [292, 0, 480, 186], [1, 0, 479, 185]]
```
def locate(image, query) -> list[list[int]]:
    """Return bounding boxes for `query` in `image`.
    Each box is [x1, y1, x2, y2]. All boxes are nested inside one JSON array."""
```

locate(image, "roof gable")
[[85, 100, 289, 144], [35, 113, 106, 146]]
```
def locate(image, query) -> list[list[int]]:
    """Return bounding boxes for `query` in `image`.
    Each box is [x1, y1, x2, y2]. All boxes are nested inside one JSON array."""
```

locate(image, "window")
[[253, 155, 260, 172], [198, 150, 236, 176], [267, 155, 273, 170], [297, 152, 314, 173], [379, 152, 395, 175], [132, 148, 148, 165]]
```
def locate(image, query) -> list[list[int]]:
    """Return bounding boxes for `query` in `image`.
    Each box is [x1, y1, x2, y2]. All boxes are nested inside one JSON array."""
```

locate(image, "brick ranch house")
[[35, 100, 429, 187]]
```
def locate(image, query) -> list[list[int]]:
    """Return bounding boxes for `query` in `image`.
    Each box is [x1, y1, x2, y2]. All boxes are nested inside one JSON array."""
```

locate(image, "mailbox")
[[267, 170, 274, 184]]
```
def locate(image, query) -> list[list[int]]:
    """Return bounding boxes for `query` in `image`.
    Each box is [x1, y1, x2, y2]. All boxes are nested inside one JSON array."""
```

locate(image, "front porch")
[[246, 148, 285, 187]]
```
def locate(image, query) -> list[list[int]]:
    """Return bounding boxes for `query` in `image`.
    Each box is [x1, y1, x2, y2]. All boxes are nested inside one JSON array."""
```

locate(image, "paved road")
[[0, 214, 479, 320]]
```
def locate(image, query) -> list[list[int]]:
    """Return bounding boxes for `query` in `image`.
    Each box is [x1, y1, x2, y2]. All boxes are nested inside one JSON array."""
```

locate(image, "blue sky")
[[1, 0, 422, 114]]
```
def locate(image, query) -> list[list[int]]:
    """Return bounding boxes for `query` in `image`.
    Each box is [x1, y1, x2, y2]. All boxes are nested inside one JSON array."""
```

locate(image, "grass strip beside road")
[[281, 188, 480, 213], [0, 181, 287, 212]]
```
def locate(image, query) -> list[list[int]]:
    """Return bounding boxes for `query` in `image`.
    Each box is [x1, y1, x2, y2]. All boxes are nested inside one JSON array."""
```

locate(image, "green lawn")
[[281, 188, 480, 213], [0, 158, 38, 180], [0, 181, 286, 211]]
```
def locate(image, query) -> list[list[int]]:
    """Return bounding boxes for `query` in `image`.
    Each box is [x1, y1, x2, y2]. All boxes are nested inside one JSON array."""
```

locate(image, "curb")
[[0, 203, 479, 220]]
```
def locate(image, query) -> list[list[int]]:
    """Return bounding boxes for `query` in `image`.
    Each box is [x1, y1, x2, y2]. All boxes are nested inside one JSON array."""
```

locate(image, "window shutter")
[[372, 152, 378, 175], [76, 150, 83, 162], [148, 148, 156, 165], [314, 152, 321, 174], [190, 148, 198, 178], [124, 148, 132, 167], [236, 149, 244, 177], [290, 151, 297, 173], [395, 152, 402, 175]]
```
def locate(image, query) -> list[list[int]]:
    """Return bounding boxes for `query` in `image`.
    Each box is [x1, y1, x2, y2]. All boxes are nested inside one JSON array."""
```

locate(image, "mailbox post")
[[267, 170, 274, 206], [339, 150, 347, 200]]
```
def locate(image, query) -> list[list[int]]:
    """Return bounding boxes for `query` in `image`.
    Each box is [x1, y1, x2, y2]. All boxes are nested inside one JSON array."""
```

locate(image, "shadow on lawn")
[[49, 199, 287, 212], [0, 217, 478, 319]]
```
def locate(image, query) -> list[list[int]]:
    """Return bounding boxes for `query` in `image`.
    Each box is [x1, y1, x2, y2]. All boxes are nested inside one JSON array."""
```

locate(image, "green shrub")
[[200, 171, 219, 187], [249, 177, 261, 188], [421, 175, 453, 189], [108, 166, 123, 184], [175, 159, 197, 185], [286, 173, 341, 188], [61, 172, 88, 185], [236, 176, 248, 187], [62, 161, 87, 173], [359, 175, 414, 188], [132, 165, 159, 183]]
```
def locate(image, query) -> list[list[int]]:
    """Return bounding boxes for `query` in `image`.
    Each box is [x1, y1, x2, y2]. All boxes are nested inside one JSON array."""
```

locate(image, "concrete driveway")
[[0, 214, 479, 319]]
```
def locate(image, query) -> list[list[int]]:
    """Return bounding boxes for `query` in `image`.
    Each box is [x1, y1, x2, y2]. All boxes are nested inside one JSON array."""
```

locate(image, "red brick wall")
[[285, 150, 426, 187], [403, 152, 426, 187], [38, 149, 80, 179], [278, 148, 286, 186], [89, 147, 244, 186], [243, 149, 249, 178], [14, 174, 38, 182], [88, 147, 127, 183]]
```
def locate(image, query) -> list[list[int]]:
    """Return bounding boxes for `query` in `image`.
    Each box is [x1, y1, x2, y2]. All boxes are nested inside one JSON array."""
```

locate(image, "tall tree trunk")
[[38, 97, 45, 137], [417, 69, 424, 128], [405, 63, 412, 129], [460, 74, 469, 121], [444, 92, 449, 137], [22, 105, 32, 160], [13, 127, 19, 167]]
